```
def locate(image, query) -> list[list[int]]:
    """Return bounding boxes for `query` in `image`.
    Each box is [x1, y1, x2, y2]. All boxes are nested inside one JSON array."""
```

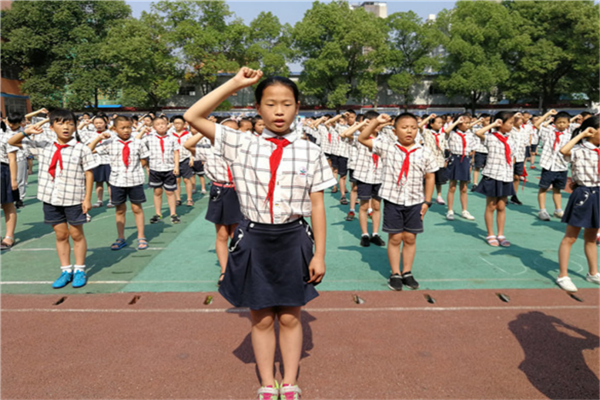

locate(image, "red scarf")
[[553, 131, 564, 151], [172, 131, 189, 145], [456, 131, 467, 161], [370, 136, 379, 168], [328, 131, 331, 143], [97, 130, 105, 143], [492, 132, 512, 165], [432, 132, 441, 149], [48, 143, 70, 179], [396, 145, 418, 186], [119, 140, 130, 169], [521, 163, 528, 191], [593, 148, 600, 176], [156, 135, 166, 162], [265, 137, 292, 223]]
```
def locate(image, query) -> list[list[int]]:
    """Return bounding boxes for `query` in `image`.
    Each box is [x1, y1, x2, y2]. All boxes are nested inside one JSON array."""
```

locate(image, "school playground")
[[1, 165, 599, 399]]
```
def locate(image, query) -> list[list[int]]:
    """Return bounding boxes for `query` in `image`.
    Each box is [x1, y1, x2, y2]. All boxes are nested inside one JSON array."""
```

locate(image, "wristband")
[[424, 201, 432, 207], [21, 131, 30, 139]]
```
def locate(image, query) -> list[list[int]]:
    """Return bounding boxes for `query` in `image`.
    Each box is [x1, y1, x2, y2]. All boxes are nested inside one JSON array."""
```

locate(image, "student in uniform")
[[534, 110, 572, 221], [471, 113, 491, 192], [509, 114, 530, 205], [555, 116, 600, 292], [0, 124, 19, 250], [144, 116, 181, 225], [9, 110, 98, 288], [188, 125, 208, 196], [88, 116, 150, 250], [79, 114, 114, 208], [238, 118, 254, 133], [358, 112, 438, 291], [253, 115, 265, 136], [184, 67, 336, 400], [343, 111, 362, 221], [170, 115, 194, 207], [422, 114, 448, 205], [3, 112, 28, 209]]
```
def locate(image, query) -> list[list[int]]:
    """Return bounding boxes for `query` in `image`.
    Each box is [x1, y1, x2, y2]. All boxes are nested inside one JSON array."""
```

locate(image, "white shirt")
[[96, 138, 150, 187], [566, 141, 600, 187]]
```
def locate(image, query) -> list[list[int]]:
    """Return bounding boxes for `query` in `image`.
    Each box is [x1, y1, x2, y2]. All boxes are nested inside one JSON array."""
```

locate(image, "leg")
[[496, 197, 507, 237], [447, 180, 457, 211], [473, 168, 480, 185], [538, 187, 547, 210], [436, 184, 442, 198], [558, 225, 581, 278], [176, 177, 182, 202], [277, 306, 303, 386], [485, 197, 497, 237], [153, 187, 163, 216], [339, 175, 347, 199], [95, 182, 104, 203], [583, 228, 599, 276], [459, 181, 469, 212], [200, 176, 206, 192], [53, 223, 72, 266], [214, 224, 230, 274], [400, 232, 417, 274], [387, 232, 403, 275], [115, 203, 127, 239], [2, 203, 17, 245], [250, 307, 277, 387], [165, 190, 177, 216], [131, 202, 146, 240], [371, 198, 381, 234], [184, 177, 194, 202], [513, 175, 520, 194], [350, 182, 358, 211], [552, 187, 562, 211], [359, 199, 369, 235], [69, 224, 87, 266]]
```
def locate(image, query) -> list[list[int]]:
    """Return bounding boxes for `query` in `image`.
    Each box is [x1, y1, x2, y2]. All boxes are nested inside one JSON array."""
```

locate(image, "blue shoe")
[[72, 270, 88, 288], [52, 271, 73, 289]]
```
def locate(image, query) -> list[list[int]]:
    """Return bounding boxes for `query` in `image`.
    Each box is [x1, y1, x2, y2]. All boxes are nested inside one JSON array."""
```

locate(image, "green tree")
[[244, 12, 295, 77], [435, 1, 527, 113], [292, 1, 387, 109], [502, 0, 600, 110], [1, 0, 131, 110]]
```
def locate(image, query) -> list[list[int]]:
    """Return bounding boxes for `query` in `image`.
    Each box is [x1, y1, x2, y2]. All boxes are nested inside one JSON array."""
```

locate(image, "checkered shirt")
[[447, 129, 476, 156], [422, 129, 447, 168], [25, 137, 99, 206], [530, 126, 540, 145], [372, 141, 439, 206], [566, 141, 600, 187], [96, 138, 150, 187], [380, 126, 397, 143], [347, 131, 361, 170], [352, 137, 383, 184], [0, 133, 19, 164], [318, 125, 333, 154], [473, 126, 488, 154], [170, 130, 193, 161], [332, 124, 350, 158], [538, 127, 570, 171], [305, 126, 321, 145], [510, 127, 529, 163], [143, 134, 181, 172], [214, 124, 337, 224], [194, 137, 232, 183], [481, 131, 517, 183], [1, 127, 29, 162], [79, 128, 115, 165]]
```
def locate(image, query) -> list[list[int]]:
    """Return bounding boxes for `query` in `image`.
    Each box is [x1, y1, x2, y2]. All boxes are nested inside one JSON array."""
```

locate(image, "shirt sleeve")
[[137, 139, 150, 159], [309, 149, 337, 193], [372, 137, 388, 157], [23, 137, 50, 157], [424, 148, 440, 173], [213, 124, 249, 164], [81, 145, 100, 171]]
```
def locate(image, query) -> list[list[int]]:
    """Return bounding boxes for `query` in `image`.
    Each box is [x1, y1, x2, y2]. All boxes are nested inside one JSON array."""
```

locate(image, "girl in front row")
[[184, 67, 336, 400]]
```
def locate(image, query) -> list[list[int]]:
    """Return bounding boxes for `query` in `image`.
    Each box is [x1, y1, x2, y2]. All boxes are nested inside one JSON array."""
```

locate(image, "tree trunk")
[[94, 88, 99, 110]]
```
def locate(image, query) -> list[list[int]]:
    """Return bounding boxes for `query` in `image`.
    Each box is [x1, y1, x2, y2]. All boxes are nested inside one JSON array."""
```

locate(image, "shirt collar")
[[396, 142, 422, 151], [53, 138, 78, 146], [581, 140, 600, 150], [262, 127, 298, 143]]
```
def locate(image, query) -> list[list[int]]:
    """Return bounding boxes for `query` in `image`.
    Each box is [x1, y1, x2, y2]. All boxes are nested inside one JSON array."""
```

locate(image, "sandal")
[[110, 238, 127, 250], [218, 273, 225, 286], [186, 199, 194, 207], [497, 236, 511, 247], [1, 236, 14, 251], [331, 186, 338, 194], [486, 235, 499, 247], [91, 200, 103, 208], [137, 238, 149, 250], [176, 200, 182, 206]]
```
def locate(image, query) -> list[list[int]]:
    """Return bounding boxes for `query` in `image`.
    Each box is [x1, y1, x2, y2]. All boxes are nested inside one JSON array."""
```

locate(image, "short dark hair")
[[364, 110, 380, 120], [113, 115, 133, 127], [345, 109, 356, 115], [49, 108, 77, 125], [492, 111, 516, 124], [394, 112, 418, 126], [554, 111, 571, 121], [7, 112, 24, 124], [170, 115, 185, 123], [571, 114, 600, 140], [255, 76, 300, 104]]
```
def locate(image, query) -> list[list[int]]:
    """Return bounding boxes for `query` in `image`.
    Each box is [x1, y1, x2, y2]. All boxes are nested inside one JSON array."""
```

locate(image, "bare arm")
[[560, 128, 595, 157], [307, 191, 326, 284], [358, 115, 391, 150], [82, 170, 94, 214], [475, 119, 502, 139], [419, 113, 436, 130], [8, 119, 46, 146], [340, 120, 368, 139], [534, 109, 557, 130], [184, 133, 203, 156], [25, 107, 48, 120], [87, 132, 111, 152]]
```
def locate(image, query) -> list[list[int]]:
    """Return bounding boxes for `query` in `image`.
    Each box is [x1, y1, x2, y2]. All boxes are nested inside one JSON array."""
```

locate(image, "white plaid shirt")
[[170, 130, 193, 161], [194, 137, 232, 183], [0, 133, 19, 164], [422, 129, 447, 168], [79, 128, 114, 165], [372, 141, 439, 206], [332, 124, 350, 158], [143, 134, 180, 172], [566, 141, 600, 187], [348, 130, 361, 170], [447, 129, 476, 157], [353, 136, 383, 184], [380, 126, 397, 143], [538, 127, 570, 171], [510, 127, 529, 163], [25, 138, 99, 206], [214, 124, 337, 224], [2, 127, 30, 162], [318, 125, 333, 154], [96, 138, 150, 187], [530, 126, 540, 145], [481, 131, 517, 183]]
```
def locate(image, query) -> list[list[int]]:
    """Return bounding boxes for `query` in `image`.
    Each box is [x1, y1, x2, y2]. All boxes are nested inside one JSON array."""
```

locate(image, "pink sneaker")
[[280, 384, 302, 400], [257, 383, 279, 400]]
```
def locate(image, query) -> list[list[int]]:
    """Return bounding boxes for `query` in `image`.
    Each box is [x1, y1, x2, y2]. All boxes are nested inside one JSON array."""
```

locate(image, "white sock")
[[540, 208, 547, 213], [73, 265, 86, 272], [60, 265, 73, 273], [372, 232, 378, 236], [368, 208, 373, 213], [350, 207, 355, 212], [362, 233, 369, 237]]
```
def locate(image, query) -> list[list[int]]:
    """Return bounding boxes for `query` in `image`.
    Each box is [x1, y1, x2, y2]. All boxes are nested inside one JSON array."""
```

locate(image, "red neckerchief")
[[553, 131, 564, 151], [118, 140, 131, 169], [432, 131, 441, 149], [492, 132, 512, 165], [265, 137, 292, 223], [592, 148, 600, 176], [455, 130, 467, 161], [156, 135, 166, 162], [48, 143, 70, 179], [396, 144, 418, 186], [370, 136, 379, 168], [172, 131, 189, 145]]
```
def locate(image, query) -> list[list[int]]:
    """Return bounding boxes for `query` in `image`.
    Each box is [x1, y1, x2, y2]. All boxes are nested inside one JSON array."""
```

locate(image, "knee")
[[403, 235, 416, 246], [55, 231, 70, 242], [253, 315, 275, 331], [278, 313, 301, 329], [116, 205, 127, 215], [389, 234, 403, 246], [70, 229, 85, 242]]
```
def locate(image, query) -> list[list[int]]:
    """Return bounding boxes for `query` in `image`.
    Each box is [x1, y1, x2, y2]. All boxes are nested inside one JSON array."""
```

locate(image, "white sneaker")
[[538, 209, 551, 221], [436, 196, 446, 205], [556, 276, 578, 292], [446, 210, 455, 221], [554, 209, 564, 218], [586, 273, 600, 285], [461, 210, 475, 220]]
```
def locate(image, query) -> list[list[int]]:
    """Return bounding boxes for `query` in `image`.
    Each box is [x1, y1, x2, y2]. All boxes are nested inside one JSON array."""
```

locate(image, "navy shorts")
[[192, 160, 205, 176], [525, 146, 532, 158], [177, 159, 194, 179], [43, 202, 86, 226], [435, 167, 448, 186], [562, 186, 600, 229], [329, 154, 340, 170], [539, 169, 568, 190], [149, 170, 177, 191], [337, 156, 348, 177], [356, 180, 381, 201], [474, 152, 488, 169], [531, 144, 538, 154], [324, 152, 332, 160], [1, 163, 14, 205], [382, 200, 423, 234], [92, 164, 111, 183], [475, 176, 515, 198], [110, 184, 146, 205], [513, 162, 525, 177], [446, 154, 471, 182], [205, 185, 243, 226], [348, 169, 357, 183]]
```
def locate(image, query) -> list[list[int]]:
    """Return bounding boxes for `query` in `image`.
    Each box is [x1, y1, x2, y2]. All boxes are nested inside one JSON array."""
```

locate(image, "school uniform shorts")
[[43, 202, 87, 226], [513, 162, 525, 177], [475, 176, 515, 198], [177, 159, 194, 179], [205, 185, 243, 226], [348, 169, 357, 183], [192, 160, 205, 176], [539, 169, 568, 190], [474, 152, 488, 169], [525, 146, 532, 158], [356, 180, 381, 201], [337, 156, 348, 177], [1, 163, 14, 205], [562, 186, 600, 229], [329, 154, 340, 170], [382, 200, 423, 234], [110, 184, 146, 205], [435, 167, 448, 186], [92, 164, 111, 183], [148, 170, 177, 191]]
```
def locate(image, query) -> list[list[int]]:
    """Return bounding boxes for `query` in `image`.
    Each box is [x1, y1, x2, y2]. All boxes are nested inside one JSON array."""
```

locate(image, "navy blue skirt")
[[219, 218, 319, 310], [562, 186, 600, 229], [92, 164, 111, 183], [1, 163, 14, 205], [205, 185, 243, 226], [475, 176, 515, 198], [446, 154, 471, 182]]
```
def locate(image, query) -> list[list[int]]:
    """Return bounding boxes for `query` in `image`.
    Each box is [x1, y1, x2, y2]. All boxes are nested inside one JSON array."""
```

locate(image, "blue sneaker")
[[52, 271, 73, 289], [72, 270, 88, 288]]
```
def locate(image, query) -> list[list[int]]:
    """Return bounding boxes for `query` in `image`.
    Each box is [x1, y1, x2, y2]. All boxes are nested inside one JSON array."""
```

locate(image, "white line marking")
[[7, 247, 167, 252], [1, 305, 597, 313], [0, 280, 217, 285]]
